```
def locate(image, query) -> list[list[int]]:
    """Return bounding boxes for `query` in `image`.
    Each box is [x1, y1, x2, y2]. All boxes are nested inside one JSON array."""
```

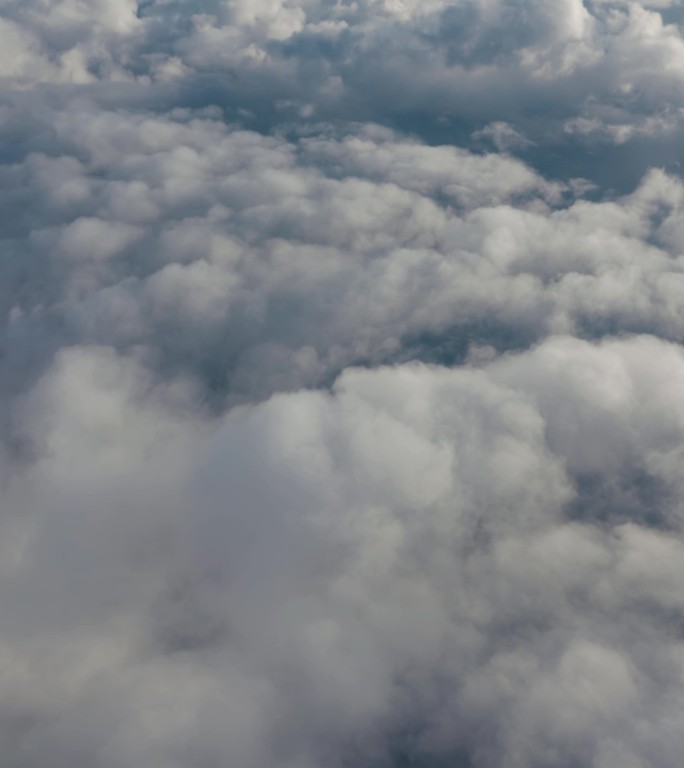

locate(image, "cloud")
[[3, 2, 684, 767], [3, 101, 684, 424], [2, 335, 684, 767], [2, 1, 684, 172], [0, 0, 143, 86]]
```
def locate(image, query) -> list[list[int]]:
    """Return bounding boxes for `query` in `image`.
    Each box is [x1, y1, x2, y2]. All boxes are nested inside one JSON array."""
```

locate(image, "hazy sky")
[[2, 2, 684, 767]]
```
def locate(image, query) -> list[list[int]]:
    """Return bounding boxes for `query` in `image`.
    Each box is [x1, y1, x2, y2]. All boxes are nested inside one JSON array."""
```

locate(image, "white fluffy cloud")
[[3, 103, 684, 419], [3, 335, 684, 767], [3, 2, 684, 767]]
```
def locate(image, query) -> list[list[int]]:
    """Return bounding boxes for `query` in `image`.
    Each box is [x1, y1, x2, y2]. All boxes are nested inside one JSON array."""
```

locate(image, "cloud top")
[[3, 2, 684, 767]]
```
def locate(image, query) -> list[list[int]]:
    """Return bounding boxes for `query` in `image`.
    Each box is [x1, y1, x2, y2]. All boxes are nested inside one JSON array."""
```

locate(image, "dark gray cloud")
[[3, 2, 684, 768]]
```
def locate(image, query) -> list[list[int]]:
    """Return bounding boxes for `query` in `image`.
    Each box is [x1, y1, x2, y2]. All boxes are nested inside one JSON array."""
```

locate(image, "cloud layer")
[[5, 336, 684, 767], [2, 1, 684, 767], [3, 0, 684, 186]]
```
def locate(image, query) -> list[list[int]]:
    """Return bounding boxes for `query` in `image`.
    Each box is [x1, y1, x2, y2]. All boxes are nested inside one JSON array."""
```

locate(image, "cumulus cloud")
[[3, 1, 684, 767], [4, 101, 684, 421], [2, 0, 684, 174], [3, 336, 684, 768]]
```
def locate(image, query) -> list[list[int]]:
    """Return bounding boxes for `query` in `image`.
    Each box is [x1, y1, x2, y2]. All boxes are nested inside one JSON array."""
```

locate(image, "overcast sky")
[[2, 2, 684, 767]]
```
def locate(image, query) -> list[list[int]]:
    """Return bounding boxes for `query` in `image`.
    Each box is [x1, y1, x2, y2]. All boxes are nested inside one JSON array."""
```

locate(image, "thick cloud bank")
[[5, 337, 684, 768], [2, 1, 684, 767]]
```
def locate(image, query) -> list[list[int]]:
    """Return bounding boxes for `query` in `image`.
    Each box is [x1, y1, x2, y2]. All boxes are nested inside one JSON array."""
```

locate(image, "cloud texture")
[[2, 1, 684, 767]]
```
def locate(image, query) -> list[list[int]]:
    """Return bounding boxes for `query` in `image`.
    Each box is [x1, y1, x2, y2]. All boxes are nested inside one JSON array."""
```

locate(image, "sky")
[[2, 1, 684, 766]]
